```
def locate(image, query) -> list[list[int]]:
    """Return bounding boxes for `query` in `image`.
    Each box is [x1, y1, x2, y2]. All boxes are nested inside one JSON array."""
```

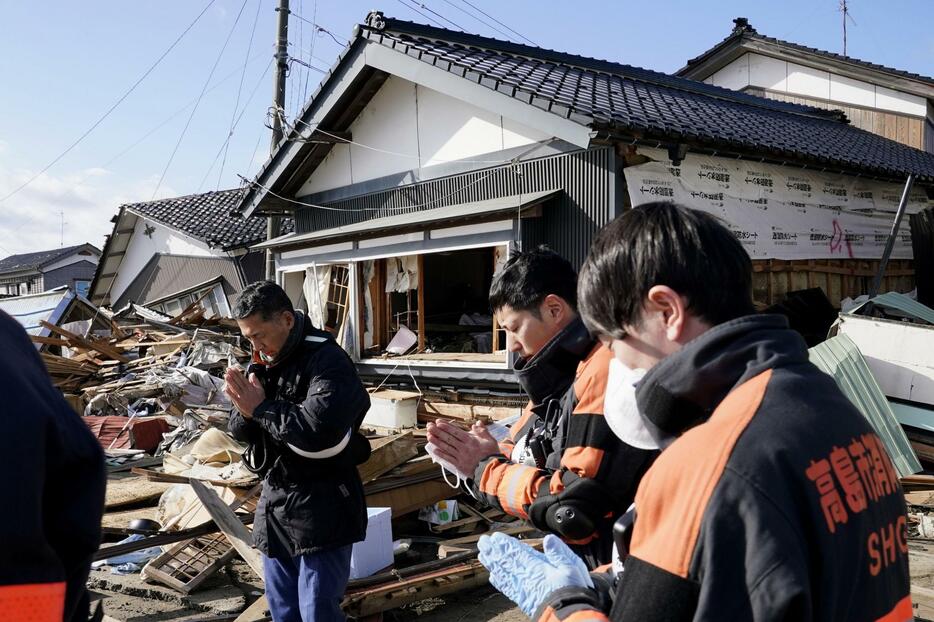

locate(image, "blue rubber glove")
[[478, 532, 594, 617]]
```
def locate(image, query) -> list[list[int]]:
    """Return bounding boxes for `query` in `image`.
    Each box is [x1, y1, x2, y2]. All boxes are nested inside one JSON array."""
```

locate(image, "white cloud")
[[0, 165, 177, 257]]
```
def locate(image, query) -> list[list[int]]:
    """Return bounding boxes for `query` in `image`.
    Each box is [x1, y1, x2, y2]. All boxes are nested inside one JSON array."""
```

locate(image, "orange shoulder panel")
[[572, 344, 613, 416], [0, 582, 65, 622], [629, 369, 772, 578], [874, 595, 912, 622]]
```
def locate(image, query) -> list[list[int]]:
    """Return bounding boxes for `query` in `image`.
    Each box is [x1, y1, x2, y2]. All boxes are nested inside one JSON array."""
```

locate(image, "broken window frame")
[[356, 244, 509, 365]]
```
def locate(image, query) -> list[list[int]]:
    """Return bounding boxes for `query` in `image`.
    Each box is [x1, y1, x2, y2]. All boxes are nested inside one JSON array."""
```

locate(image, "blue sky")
[[0, 0, 930, 255]]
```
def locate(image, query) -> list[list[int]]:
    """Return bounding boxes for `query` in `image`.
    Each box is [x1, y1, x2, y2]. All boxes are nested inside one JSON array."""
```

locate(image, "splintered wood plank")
[[234, 595, 270, 622], [190, 480, 264, 582]]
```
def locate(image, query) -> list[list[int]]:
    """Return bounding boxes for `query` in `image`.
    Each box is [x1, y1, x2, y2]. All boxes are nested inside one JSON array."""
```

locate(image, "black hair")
[[488, 246, 578, 315], [578, 202, 755, 338], [232, 280, 294, 321]]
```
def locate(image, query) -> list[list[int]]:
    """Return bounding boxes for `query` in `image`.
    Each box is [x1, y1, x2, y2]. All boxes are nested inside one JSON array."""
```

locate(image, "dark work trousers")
[[263, 545, 353, 622]]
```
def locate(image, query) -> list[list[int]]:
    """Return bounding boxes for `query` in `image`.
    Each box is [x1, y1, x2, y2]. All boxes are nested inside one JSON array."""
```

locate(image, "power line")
[[152, 0, 250, 199], [439, 0, 514, 40], [458, 0, 536, 45], [0, 0, 219, 205], [0, 51, 268, 253], [287, 10, 348, 46], [395, 0, 446, 28], [412, 1, 465, 30], [218, 0, 264, 191], [198, 57, 275, 192], [303, 0, 318, 103]]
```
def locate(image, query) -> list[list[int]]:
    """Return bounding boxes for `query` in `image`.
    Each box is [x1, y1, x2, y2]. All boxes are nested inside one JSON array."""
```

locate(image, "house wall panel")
[[43, 260, 98, 291], [298, 76, 552, 196]]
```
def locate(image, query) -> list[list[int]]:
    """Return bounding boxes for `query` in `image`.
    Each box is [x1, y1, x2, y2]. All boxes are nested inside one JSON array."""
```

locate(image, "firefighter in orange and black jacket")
[[426, 247, 656, 568], [0, 310, 106, 622], [478, 204, 911, 622]]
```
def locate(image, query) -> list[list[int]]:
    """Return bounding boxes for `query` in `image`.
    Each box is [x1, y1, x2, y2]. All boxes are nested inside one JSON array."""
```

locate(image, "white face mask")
[[604, 358, 674, 450]]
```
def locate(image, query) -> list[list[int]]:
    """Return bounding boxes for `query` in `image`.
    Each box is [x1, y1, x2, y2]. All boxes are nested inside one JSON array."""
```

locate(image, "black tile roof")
[[0, 244, 92, 275], [123, 189, 293, 250], [360, 16, 934, 181], [682, 19, 934, 87]]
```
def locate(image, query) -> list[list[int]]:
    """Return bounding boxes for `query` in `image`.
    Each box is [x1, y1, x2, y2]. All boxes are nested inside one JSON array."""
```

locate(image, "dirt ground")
[[92, 558, 524, 622]]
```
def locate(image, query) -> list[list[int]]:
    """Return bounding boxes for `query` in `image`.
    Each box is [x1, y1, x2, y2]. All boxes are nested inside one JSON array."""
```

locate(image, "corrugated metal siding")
[[295, 147, 616, 267], [113, 255, 245, 309]]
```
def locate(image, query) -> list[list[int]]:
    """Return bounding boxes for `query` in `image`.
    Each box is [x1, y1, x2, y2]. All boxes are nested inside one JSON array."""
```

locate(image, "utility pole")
[[266, 0, 289, 281]]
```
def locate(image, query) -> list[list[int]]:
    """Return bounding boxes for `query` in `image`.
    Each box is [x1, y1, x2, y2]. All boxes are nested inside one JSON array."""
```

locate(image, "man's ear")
[[645, 285, 689, 342], [282, 310, 295, 329], [541, 294, 569, 323]]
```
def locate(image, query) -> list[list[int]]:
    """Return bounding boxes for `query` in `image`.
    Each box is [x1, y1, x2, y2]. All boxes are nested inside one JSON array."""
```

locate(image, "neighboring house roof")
[[677, 18, 934, 97], [90, 189, 293, 306], [0, 287, 95, 338], [0, 243, 100, 276], [238, 12, 934, 217], [111, 253, 245, 310], [122, 189, 292, 250]]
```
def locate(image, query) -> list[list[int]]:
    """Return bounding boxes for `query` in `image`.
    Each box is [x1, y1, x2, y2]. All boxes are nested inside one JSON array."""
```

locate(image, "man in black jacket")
[[225, 281, 370, 622], [0, 310, 105, 622]]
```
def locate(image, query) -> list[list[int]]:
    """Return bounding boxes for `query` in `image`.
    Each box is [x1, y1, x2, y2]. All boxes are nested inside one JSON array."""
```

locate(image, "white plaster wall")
[[416, 84, 505, 164], [708, 53, 926, 117], [350, 77, 420, 179], [298, 76, 550, 195], [786, 64, 832, 100], [829, 73, 876, 107], [710, 54, 749, 90], [748, 53, 786, 91], [876, 84, 927, 116], [109, 216, 216, 303]]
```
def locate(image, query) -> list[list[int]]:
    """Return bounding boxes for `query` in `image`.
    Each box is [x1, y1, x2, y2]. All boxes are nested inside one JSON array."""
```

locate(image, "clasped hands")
[[425, 419, 501, 477], [224, 366, 266, 418]]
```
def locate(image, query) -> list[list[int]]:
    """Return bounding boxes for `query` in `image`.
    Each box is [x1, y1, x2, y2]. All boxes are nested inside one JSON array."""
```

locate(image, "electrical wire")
[[0, 0, 219, 205], [0, 51, 268, 254], [412, 1, 466, 31], [197, 57, 275, 192], [287, 10, 348, 46], [151, 0, 250, 200], [218, 0, 264, 191], [458, 0, 536, 45], [302, 0, 318, 103], [395, 0, 446, 29], [439, 0, 514, 40]]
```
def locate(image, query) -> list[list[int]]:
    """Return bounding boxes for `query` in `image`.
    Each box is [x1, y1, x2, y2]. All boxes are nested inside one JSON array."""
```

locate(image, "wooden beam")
[[39, 320, 129, 363], [190, 480, 265, 582]]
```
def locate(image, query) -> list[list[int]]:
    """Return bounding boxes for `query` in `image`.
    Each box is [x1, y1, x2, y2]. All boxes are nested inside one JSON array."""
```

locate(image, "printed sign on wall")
[[624, 148, 929, 260]]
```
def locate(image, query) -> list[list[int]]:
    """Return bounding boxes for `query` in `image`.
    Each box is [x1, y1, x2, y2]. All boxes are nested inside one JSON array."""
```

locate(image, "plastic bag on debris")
[[143, 366, 230, 408], [186, 340, 238, 369], [91, 534, 162, 574]]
